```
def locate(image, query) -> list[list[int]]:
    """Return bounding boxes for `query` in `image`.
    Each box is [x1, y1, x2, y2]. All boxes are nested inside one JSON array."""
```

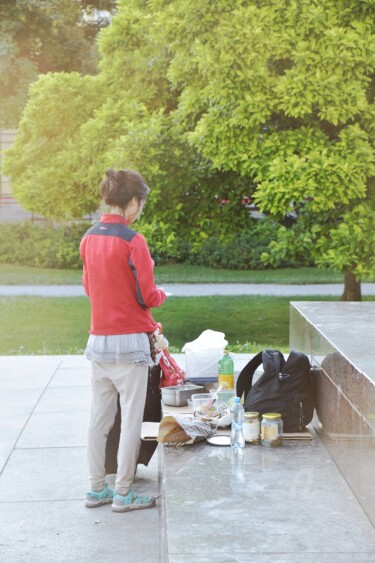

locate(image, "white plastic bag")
[[182, 329, 228, 380]]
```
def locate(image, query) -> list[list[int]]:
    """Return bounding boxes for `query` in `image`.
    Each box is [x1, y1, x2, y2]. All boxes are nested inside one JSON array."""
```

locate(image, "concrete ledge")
[[160, 349, 375, 561], [290, 302, 375, 528], [160, 429, 375, 562]]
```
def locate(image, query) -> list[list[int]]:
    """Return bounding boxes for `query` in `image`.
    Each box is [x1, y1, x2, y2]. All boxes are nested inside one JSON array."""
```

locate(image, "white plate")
[[206, 434, 231, 447]]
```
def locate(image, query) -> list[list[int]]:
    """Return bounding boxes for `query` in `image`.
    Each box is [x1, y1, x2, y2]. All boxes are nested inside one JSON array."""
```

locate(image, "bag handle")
[[271, 350, 281, 378], [236, 351, 263, 400]]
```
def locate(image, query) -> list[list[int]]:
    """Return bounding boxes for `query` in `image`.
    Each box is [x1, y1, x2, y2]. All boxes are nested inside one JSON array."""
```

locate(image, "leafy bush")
[[138, 222, 184, 265], [190, 220, 313, 270], [0, 218, 314, 271], [0, 220, 191, 269], [0, 222, 89, 270]]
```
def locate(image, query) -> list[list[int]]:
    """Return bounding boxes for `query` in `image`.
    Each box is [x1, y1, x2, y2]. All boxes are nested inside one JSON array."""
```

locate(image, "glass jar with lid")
[[243, 412, 260, 444], [261, 413, 283, 447]]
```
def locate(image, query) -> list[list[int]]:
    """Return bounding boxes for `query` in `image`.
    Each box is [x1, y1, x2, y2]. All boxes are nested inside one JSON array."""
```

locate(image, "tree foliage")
[[3, 0, 375, 284], [0, 0, 115, 127]]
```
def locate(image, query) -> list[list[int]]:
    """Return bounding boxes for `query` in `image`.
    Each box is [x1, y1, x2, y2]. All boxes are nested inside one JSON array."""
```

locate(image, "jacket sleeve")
[[129, 234, 166, 308], [79, 238, 90, 297]]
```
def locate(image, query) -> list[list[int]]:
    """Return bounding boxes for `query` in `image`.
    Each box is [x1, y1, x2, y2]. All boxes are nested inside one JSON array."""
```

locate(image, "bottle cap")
[[234, 397, 240, 403]]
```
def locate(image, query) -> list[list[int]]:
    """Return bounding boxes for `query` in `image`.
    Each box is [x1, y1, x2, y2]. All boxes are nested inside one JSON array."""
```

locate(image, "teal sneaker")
[[85, 484, 114, 508], [112, 491, 156, 513]]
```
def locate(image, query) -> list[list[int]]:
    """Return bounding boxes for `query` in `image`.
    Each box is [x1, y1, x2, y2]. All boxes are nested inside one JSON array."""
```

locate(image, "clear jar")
[[261, 413, 283, 447], [243, 412, 260, 444]]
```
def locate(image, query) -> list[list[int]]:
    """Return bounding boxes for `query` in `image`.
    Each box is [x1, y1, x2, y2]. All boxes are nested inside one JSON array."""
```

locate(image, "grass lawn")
[[0, 297, 89, 355], [154, 265, 349, 284], [0, 264, 84, 285], [4, 294, 373, 356], [0, 263, 358, 285]]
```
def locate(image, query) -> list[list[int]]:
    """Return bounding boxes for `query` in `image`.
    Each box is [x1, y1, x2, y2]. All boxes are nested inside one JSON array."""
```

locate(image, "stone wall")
[[290, 301, 375, 528]]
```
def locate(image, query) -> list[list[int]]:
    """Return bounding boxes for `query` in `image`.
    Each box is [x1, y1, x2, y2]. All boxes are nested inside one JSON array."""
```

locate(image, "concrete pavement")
[[1, 283, 375, 296], [0, 355, 161, 563], [0, 353, 248, 563], [1, 354, 375, 562]]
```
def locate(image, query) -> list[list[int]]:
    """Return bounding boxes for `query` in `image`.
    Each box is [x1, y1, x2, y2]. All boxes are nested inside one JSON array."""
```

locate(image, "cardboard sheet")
[[282, 431, 312, 441], [141, 422, 160, 441]]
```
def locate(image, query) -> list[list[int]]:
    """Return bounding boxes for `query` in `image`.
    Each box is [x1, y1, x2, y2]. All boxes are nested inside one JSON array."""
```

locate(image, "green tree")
[[158, 0, 375, 299], [4, 0, 375, 298], [0, 0, 115, 127], [3, 0, 251, 257]]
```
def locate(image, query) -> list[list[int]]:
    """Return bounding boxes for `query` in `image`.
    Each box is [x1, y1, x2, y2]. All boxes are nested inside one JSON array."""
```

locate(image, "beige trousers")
[[87, 361, 148, 495]]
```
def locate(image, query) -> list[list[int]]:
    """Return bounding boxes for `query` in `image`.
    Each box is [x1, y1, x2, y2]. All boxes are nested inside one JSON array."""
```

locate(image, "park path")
[[0, 283, 375, 297]]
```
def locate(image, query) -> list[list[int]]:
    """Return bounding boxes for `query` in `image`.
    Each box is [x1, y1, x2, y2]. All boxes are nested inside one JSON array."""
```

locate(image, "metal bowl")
[[161, 384, 204, 406]]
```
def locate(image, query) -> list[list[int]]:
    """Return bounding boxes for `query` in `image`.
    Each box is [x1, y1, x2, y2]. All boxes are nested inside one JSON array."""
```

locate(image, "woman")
[[80, 169, 166, 512]]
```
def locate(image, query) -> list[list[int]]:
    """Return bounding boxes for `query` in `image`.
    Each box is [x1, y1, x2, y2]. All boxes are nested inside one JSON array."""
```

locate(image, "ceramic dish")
[[206, 435, 231, 446]]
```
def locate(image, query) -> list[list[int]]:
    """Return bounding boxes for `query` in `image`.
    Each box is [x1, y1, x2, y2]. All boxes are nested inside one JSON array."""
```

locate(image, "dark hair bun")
[[105, 169, 118, 180], [100, 168, 150, 209]]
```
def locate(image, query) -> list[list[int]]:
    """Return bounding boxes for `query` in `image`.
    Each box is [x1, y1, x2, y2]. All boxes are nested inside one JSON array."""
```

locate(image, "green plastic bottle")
[[218, 351, 234, 389]]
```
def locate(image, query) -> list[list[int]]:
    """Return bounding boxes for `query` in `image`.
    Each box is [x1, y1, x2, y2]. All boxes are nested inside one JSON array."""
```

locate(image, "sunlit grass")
[[0, 263, 358, 285], [0, 297, 89, 355], [3, 295, 374, 356]]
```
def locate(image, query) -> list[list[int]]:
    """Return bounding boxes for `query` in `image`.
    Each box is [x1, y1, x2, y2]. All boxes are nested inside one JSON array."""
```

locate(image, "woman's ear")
[[131, 197, 140, 210], [124, 197, 144, 223]]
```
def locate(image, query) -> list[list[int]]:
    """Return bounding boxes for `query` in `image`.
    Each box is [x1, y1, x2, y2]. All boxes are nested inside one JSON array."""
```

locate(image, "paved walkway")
[[1, 283, 375, 296], [1, 354, 375, 563], [0, 355, 161, 563], [0, 353, 248, 563]]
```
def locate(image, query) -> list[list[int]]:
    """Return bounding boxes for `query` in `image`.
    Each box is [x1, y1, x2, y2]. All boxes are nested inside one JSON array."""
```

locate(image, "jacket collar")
[[100, 214, 130, 225]]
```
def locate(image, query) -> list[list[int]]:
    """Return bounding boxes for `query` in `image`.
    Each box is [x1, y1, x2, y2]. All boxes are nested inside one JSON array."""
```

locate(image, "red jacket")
[[80, 214, 166, 335]]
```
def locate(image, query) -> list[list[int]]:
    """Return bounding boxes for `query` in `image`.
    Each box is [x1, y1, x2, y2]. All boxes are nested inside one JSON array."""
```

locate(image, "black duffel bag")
[[105, 364, 162, 473], [236, 349, 315, 432]]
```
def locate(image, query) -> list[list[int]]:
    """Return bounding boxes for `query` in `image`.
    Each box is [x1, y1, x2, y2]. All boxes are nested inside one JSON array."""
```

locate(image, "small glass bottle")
[[243, 412, 260, 444], [261, 413, 283, 447]]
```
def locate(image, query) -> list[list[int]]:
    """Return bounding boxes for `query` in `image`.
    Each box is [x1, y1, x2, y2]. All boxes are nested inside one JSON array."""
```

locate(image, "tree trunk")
[[340, 271, 362, 301]]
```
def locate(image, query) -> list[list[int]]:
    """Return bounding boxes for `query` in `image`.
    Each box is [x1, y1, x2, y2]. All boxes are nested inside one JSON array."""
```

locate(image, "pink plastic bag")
[[159, 349, 186, 388], [152, 323, 185, 388]]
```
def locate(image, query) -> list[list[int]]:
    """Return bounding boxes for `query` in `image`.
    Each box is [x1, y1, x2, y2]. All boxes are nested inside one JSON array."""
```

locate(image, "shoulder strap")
[[271, 350, 281, 377], [236, 352, 263, 400]]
